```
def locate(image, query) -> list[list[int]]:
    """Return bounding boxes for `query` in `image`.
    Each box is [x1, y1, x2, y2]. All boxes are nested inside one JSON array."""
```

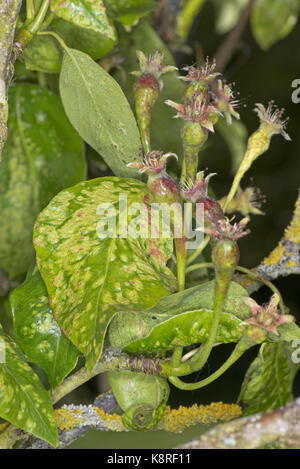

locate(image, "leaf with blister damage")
[[11, 265, 80, 389], [33, 177, 176, 370], [109, 280, 252, 354], [0, 326, 59, 447], [0, 83, 86, 278], [50, 0, 116, 38], [238, 341, 300, 415]]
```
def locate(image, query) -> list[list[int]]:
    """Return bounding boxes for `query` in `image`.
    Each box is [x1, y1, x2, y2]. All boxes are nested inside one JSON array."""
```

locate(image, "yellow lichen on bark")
[[157, 402, 242, 433], [54, 408, 83, 431], [93, 408, 124, 432]]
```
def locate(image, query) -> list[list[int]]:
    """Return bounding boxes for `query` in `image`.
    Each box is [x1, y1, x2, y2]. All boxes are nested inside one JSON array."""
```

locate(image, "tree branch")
[[235, 190, 300, 293], [0, 0, 22, 160], [22, 396, 241, 449], [178, 398, 300, 449], [214, 0, 255, 73]]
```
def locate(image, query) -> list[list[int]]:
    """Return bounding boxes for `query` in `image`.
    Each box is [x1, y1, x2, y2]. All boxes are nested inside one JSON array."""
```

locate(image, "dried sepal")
[[254, 101, 291, 141], [179, 57, 220, 84], [165, 93, 221, 132], [127, 151, 177, 175], [220, 186, 265, 217], [243, 294, 294, 336], [199, 216, 250, 241], [181, 171, 216, 202], [214, 80, 240, 125], [131, 50, 177, 90]]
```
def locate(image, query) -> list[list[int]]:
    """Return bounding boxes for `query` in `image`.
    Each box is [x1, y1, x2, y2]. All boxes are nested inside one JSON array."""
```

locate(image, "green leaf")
[[109, 280, 251, 353], [24, 35, 61, 73], [251, 0, 300, 50], [215, 118, 248, 174], [24, 17, 116, 73], [59, 48, 142, 178], [0, 326, 59, 446], [238, 342, 300, 415], [104, 0, 158, 25], [50, 0, 116, 38], [52, 17, 115, 59], [11, 266, 80, 389], [0, 83, 86, 278], [33, 177, 176, 370], [116, 21, 184, 159]]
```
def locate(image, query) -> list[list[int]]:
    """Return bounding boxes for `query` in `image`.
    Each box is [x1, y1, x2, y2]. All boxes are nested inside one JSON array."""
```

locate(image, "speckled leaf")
[[0, 83, 86, 278], [59, 49, 142, 178], [116, 21, 184, 158], [24, 17, 115, 73], [238, 342, 300, 415], [0, 326, 59, 447], [11, 266, 80, 389], [109, 280, 251, 353], [251, 0, 300, 50], [50, 0, 115, 38], [33, 177, 176, 370]]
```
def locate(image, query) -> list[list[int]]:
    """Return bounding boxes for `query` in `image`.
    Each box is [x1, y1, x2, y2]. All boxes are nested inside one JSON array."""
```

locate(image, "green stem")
[[185, 262, 285, 313], [180, 145, 199, 185], [26, 0, 49, 34], [187, 234, 210, 265], [186, 261, 212, 275], [26, 0, 35, 20], [13, 0, 50, 56], [189, 267, 233, 373], [236, 265, 285, 313], [169, 338, 249, 390]]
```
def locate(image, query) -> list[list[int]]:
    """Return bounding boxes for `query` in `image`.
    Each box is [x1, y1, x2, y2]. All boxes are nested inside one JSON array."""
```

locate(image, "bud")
[[132, 51, 177, 153], [179, 58, 220, 101], [213, 80, 240, 125], [128, 151, 179, 205], [211, 239, 240, 273], [223, 101, 290, 213]]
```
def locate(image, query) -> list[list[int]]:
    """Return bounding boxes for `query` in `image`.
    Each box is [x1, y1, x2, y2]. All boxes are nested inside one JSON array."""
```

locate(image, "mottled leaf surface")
[[24, 17, 115, 73], [0, 83, 86, 278], [251, 0, 300, 50], [238, 342, 300, 415], [50, 0, 115, 38], [109, 280, 251, 353], [59, 49, 142, 177], [33, 177, 176, 370], [0, 326, 58, 446], [11, 266, 80, 389]]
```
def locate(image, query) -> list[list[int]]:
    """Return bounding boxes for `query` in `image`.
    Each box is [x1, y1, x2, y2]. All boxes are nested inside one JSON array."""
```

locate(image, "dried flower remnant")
[[165, 93, 221, 133], [243, 294, 294, 336], [181, 171, 217, 202], [219, 186, 265, 217], [214, 80, 240, 125], [179, 58, 221, 99]]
